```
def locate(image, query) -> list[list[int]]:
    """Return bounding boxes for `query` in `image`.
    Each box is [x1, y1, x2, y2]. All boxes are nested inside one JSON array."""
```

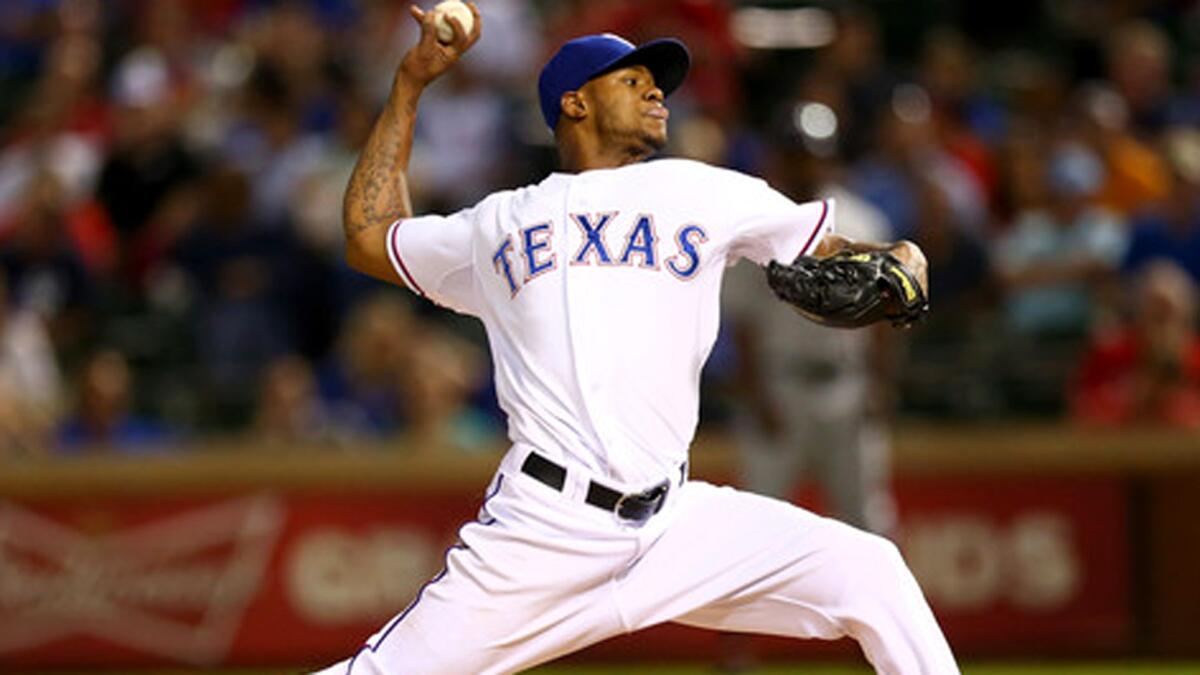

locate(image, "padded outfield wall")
[[0, 425, 1196, 670]]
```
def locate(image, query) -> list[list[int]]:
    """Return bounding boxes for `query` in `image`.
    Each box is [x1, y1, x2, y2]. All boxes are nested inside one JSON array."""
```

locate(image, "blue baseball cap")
[[538, 34, 691, 131]]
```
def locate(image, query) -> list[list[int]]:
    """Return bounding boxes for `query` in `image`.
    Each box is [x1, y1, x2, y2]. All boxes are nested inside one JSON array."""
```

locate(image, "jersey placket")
[[561, 172, 618, 486]]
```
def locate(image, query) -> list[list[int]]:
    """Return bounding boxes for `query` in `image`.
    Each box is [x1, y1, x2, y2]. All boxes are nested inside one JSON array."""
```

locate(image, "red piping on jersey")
[[390, 219, 426, 296], [798, 199, 828, 257]]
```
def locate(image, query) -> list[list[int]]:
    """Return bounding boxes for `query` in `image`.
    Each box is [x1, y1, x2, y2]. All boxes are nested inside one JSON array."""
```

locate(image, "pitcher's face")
[[580, 65, 669, 154]]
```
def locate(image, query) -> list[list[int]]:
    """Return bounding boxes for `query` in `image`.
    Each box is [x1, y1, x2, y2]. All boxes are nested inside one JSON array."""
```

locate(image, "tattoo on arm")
[[343, 86, 420, 242], [340, 4, 479, 278]]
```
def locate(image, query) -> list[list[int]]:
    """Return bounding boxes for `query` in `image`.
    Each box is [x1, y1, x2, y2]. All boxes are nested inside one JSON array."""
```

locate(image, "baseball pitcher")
[[317, 4, 954, 674]]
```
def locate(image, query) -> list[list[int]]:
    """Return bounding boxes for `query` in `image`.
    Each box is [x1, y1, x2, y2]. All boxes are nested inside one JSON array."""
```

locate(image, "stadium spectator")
[[0, 169, 94, 356], [94, 46, 200, 282], [166, 162, 301, 427], [131, 0, 211, 115], [253, 354, 338, 447], [397, 326, 499, 454], [919, 26, 1004, 202], [993, 115, 1053, 229], [57, 347, 179, 453], [996, 141, 1128, 339], [901, 176, 1003, 417], [1104, 20, 1177, 134], [915, 177, 995, 316], [409, 66, 512, 211], [1122, 127, 1200, 285], [289, 90, 375, 257], [0, 30, 109, 237], [852, 83, 988, 242], [1071, 261, 1200, 429], [0, 1, 55, 111], [0, 269, 62, 457], [245, 1, 343, 135], [232, 62, 332, 229], [1075, 83, 1172, 217], [0, 0, 1198, 445], [817, 4, 896, 161], [318, 291, 415, 438]]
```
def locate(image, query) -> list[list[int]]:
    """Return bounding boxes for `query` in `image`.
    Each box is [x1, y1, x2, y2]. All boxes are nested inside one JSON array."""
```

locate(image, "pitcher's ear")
[[560, 91, 587, 121]]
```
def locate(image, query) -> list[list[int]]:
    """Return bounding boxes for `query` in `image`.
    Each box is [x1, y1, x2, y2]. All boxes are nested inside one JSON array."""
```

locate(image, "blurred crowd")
[[0, 0, 1198, 457]]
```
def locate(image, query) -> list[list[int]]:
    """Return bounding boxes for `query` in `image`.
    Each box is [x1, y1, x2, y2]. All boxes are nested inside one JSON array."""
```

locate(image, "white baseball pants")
[[312, 464, 958, 674]]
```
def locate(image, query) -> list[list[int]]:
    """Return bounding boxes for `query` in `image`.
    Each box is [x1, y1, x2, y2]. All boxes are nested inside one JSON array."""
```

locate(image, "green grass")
[[964, 662, 1200, 667]]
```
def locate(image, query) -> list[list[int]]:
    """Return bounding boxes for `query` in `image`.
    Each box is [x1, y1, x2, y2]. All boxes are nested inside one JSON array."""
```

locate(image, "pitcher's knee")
[[831, 527, 913, 595], [836, 525, 899, 563], [866, 532, 905, 570]]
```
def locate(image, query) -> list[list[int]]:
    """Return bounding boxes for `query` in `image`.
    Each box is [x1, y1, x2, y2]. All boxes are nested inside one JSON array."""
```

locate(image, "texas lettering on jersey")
[[385, 160, 834, 485], [490, 211, 709, 297]]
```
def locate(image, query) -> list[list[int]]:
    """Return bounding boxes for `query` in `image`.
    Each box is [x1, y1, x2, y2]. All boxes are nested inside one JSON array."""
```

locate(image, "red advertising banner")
[[896, 476, 1130, 653], [0, 476, 1130, 669], [0, 490, 479, 669]]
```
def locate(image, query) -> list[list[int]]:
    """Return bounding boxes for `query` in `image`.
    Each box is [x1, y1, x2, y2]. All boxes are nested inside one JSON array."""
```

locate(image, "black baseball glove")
[[765, 250, 929, 328]]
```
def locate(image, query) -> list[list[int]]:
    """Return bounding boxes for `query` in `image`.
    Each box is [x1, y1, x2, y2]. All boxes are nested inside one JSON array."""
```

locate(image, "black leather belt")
[[520, 452, 670, 523]]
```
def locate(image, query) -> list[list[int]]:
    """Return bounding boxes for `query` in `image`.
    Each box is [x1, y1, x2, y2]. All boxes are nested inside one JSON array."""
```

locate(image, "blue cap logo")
[[537, 34, 691, 131]]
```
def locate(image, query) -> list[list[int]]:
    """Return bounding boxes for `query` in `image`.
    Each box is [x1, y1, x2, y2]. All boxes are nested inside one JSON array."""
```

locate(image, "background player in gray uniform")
[[725, 109, 898, 536], [317, 4, 957, 674]]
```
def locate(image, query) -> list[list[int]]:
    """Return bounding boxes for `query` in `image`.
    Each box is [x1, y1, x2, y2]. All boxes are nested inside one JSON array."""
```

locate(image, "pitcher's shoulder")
[[642, 157, 762, 182], [621, 158, 752, 187]]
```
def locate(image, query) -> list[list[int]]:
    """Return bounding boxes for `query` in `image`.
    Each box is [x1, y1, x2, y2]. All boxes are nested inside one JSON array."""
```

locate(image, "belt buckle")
[[615, 482, 669, 523]]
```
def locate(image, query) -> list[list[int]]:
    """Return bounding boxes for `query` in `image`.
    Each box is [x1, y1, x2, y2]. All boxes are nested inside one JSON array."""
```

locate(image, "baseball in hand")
[[432, 1, 474, 44]]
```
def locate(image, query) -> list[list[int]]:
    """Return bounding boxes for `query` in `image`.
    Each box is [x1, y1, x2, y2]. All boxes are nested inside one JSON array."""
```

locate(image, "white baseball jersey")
[[385, 158, 833, 488], [317, 158, 958, 675]]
